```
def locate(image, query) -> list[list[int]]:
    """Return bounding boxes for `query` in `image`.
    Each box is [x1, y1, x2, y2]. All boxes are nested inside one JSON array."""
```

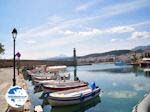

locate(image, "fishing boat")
[[47, 83, 101, 106], [32, 73, 70, 85], [32, 74, 58, 81], [46, 66, 67, 72], [50, 96, 101, 112], [42, 80, 88, 92], [33, 75, 70, 86]]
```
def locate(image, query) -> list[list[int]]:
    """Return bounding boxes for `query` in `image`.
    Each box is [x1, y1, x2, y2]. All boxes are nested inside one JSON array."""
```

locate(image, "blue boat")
[[114, 60, 127, 66]]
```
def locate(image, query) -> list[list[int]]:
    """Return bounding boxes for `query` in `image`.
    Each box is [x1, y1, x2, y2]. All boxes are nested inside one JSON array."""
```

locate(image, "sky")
[[0, 0, 150, 59]]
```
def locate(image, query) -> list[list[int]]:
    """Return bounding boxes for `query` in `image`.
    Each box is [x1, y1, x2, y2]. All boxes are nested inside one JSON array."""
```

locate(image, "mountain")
[[79, 50, 131, 58], [47, 54, 70, 61], [132, 45, 150, 51], [45, 45, 150, 62]]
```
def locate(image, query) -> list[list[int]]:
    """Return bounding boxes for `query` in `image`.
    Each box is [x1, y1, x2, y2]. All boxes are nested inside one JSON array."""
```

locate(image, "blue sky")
[[0, 0, 150, 59]]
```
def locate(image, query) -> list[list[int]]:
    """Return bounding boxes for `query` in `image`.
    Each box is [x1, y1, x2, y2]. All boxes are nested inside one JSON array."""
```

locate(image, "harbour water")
[[26, 63, 150, 112]]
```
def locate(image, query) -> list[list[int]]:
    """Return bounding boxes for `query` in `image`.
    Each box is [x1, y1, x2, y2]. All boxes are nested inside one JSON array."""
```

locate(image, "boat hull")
[[43, 85, 88, 92], [48, 87, 100, 106], [42, 81, 88, 92]]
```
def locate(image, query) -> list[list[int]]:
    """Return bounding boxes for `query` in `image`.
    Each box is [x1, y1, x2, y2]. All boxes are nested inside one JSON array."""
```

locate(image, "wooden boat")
[[33, 76, 70, 86], [46, 66, 67, 72], [42, 80, 88, 92], [32, 73, 70, 85], [48, 86, 101, 106], [32, 74, 57, 80]]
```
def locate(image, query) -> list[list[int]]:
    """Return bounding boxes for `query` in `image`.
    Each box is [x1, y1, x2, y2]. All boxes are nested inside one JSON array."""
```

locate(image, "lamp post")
[[12, 28, 17, 86]]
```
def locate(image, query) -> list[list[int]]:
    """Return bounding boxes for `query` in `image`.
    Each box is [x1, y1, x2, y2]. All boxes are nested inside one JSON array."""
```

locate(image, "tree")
[[0, 43, 5, 54]]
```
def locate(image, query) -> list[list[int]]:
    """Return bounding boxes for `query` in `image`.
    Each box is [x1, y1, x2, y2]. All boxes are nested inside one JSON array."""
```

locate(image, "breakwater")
[[0, 59, 74, 68]]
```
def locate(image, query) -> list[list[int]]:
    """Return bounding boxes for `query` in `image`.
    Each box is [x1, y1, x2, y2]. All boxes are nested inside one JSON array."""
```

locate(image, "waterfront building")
[[140, 50, 150, 68]]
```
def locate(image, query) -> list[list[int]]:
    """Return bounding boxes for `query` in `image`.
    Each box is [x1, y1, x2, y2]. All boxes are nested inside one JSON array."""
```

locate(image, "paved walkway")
[[137, 93, 150, 112], [0, 68, 14, 112]]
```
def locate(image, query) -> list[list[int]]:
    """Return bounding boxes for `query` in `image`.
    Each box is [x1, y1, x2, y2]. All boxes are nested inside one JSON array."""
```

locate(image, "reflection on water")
[[48, 96, 100, 112], [25, 64, 150, 112]]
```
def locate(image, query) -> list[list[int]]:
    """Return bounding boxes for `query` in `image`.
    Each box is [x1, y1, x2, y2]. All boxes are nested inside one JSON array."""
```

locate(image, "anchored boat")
[[50, 96, 101, 112], [47, 83, 101, 106], [42, 80, 88, 92]]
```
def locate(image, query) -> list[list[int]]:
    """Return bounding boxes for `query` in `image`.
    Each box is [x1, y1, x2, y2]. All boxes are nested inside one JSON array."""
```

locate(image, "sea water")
[[26, 63, 150, 112]]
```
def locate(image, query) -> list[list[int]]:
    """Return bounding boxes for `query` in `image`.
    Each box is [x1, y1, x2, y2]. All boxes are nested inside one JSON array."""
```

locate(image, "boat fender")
[[80, 93, 84, 101], [90, 82, 96, 90]]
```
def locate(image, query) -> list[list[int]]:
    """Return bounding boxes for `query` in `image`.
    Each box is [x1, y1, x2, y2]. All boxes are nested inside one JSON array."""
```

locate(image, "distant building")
[[140, 50, 150, 67]]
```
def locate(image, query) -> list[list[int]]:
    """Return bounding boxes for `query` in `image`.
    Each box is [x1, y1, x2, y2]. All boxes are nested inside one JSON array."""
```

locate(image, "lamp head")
[[12, 28, 17, 40]]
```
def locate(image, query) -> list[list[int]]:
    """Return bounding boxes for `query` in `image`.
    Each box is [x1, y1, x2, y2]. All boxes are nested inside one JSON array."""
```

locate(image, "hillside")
[[79, 50, 131, 58], [46, 45, 150, 64]]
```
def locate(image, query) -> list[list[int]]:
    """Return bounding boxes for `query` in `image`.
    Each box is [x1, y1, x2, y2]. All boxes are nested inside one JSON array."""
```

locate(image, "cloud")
[[47, 15, 64, 25], [26, 40, 36, 44], [76, 0, 100, 11], [131, 31, 150, 39], [105, 26, 135, 33], [130, 21, 150, 27], [13, 19, 149, 59], [63, 26, 134, 37], [63, 30, 74, 35], [83, 0, 149, 21], [107, 91, 137, 98], [97, 0, 149, 17]]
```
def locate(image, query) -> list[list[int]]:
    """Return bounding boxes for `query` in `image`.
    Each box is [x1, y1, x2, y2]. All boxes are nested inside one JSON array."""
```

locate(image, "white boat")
[[28, 65, 69, 81], [46, 66, 67, 72], [33, 76, 72, 87], [50, 96, 101, 112], [42, 80, 88, 92], [32, 74, 58, 81], [48, 85, 101, 106]]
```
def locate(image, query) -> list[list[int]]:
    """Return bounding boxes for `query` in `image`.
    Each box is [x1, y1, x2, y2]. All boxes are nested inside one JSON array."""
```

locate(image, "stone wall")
[[0, 59, 74, 68]]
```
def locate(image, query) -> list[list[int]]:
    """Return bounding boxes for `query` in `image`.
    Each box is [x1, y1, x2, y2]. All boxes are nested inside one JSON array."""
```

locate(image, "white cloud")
[[111, 39, 117, 42], [47, 15, 64, 25], [105, 26, 135, 33], [131, 31, 150, 39], [26, 40, 36, 44], [83, 0, 149, 21], [12, 19, 149, 59], [75, 0, 150, 24], [130, 21, 150, 27], [13, 0, 149, 59], [76, 0, 100, 11], [63, 30, 74, 35], [63, 26, 134, 37]]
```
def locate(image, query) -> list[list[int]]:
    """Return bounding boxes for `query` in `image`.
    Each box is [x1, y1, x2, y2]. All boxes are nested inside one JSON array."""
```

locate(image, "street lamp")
[[12, 28, 17, 86]]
